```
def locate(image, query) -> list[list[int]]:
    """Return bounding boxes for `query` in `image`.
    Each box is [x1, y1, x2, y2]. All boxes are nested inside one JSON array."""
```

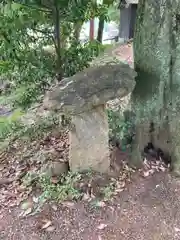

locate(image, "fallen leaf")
[[32, 196, 39, 203], [42, 220, 52, 229], [97, 223, 107, 230], [23, 207, 32, 216], [51, 177, 59, 184], [159, 166, 166, 172], [45, 226, 56, 232], [143, 171, 150, 177], [51, 204, 58, 211], [61, 201, 75, 208], [96, 201, 106, 207], [82, 193, 90, 201], [115, 188, 124, 193], [149, 169, 155, 174], [174, 227, 180, 232], [21, 200, 33, 210]]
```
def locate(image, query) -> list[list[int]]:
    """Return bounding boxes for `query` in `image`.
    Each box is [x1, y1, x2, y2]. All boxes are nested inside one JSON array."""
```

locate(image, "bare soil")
[[1, 172, 180, 240]]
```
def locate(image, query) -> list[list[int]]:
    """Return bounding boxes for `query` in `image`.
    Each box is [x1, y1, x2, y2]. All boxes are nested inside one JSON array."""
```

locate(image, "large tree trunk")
[[131, 0, 180, 175]]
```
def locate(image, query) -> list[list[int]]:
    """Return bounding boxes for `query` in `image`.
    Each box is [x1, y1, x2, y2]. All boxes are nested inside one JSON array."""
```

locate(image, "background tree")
[[0, 0, 109, 108], [97, 0, 118, 43]]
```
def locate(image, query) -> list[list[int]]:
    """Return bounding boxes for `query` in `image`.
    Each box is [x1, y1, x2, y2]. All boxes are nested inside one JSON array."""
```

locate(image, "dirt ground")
[[1, 172, 180, 240], [1, 43, 180, 240]]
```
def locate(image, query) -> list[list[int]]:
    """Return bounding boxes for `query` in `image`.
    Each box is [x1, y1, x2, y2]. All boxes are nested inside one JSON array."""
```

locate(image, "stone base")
[[69, 105, 110, 173]]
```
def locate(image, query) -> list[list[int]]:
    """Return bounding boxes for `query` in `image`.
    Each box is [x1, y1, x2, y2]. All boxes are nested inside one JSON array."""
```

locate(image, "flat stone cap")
[[43, 62, 136, 115]]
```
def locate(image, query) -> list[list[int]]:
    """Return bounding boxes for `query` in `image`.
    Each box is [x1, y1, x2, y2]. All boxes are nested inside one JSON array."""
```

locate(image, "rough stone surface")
[[69, 105, 110, 172], [43, 62, 136, 173], [43, 63, 136, 115], [42, 161, 69, 177]]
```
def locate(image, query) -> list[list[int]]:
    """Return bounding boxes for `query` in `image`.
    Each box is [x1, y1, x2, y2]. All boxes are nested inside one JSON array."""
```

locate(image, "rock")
[[69, 105, 109, 172], [42, 161, 69, 177], [43, 63, 136, 173]]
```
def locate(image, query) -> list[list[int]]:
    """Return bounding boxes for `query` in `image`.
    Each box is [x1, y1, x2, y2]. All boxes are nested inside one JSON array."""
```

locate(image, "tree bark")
[[97, 16, 104, 43], [53, 0, 63, 81], [131, 0, 180, 174], [89, 19, 94, 40]]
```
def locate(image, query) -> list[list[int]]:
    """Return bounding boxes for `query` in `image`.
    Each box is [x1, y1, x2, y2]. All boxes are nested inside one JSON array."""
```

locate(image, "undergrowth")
[[38, 173, 82, 202], [0, 111, 64, 149], [107, 109, 134, 150]]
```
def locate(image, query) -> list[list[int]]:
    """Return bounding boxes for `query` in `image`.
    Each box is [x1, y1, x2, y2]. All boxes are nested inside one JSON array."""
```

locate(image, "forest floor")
[[1, 171, 180, 240], [1, 43, 180, 240]]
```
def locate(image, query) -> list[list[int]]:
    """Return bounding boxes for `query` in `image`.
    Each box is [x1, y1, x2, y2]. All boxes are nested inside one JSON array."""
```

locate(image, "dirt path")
[[1, 172, 180, 240]]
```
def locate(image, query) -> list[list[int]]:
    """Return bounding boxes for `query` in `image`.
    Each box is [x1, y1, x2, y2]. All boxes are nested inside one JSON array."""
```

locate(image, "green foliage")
[[0, 109, 23, 141], [0, 112, 61, 146], [38, 173, 82, 202], [101, 182, 115, 200], [107, 109, 134, 149], [63, 40, 103, 77], [0, 0, 110, 109], [108, 0, 119, 23]]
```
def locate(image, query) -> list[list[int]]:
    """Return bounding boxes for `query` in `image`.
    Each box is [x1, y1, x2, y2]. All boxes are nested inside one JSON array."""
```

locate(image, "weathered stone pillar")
[[43, 63, 136, 173], [69, 105, 109, 172]]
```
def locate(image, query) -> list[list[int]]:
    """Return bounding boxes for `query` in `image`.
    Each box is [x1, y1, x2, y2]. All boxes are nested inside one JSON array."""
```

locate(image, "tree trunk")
[[89, 19, 94, 40], [131, 0, 180, 175], [97, 16, 104, 43], [53, 0, 63, 81]]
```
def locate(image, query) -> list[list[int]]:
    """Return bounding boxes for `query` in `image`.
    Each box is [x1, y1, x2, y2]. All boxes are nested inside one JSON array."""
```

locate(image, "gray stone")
[[43, 63, 136, 173], [42, 161, 69, 177], [43, 63, 136, 115], [69, 105, 109, 172]]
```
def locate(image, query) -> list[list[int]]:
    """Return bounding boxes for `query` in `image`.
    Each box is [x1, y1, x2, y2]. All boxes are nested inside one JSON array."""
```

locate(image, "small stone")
[[42, 161, 69, 177], [97, 223, 107, 230]]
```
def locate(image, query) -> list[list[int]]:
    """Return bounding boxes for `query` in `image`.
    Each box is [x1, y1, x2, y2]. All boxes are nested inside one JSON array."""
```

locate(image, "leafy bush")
[[62, 40, 103, 77], [38, 173, 82, 202], [107, 109, 134, 149], [0, 109, 23, 141]]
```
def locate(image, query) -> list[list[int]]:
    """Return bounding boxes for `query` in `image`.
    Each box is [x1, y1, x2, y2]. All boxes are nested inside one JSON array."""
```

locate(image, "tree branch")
[[1, 31, 21, 62], [12, 1, 52, 13], [31, 27, 54, 36]]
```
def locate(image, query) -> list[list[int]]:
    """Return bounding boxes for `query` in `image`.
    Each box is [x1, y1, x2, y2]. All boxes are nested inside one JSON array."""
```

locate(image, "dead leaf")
[[45, 226, 56, 232], [82, 193, 90, 201], [97, 223, 107, 230], [174, 227, 180, 232], [96, 201, 106, 207], [32, 196, 39, 203], [159, 166, 166, 172], [143, 171, 150, 177], [42, 220, 52, 229], [21, 200, 33, 210], [51, 177, 59, 184], [115, 188, 124, 193], [61, 201, 75, 208], [23, 207, 32, 216], [51, 204, 58, 211]]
